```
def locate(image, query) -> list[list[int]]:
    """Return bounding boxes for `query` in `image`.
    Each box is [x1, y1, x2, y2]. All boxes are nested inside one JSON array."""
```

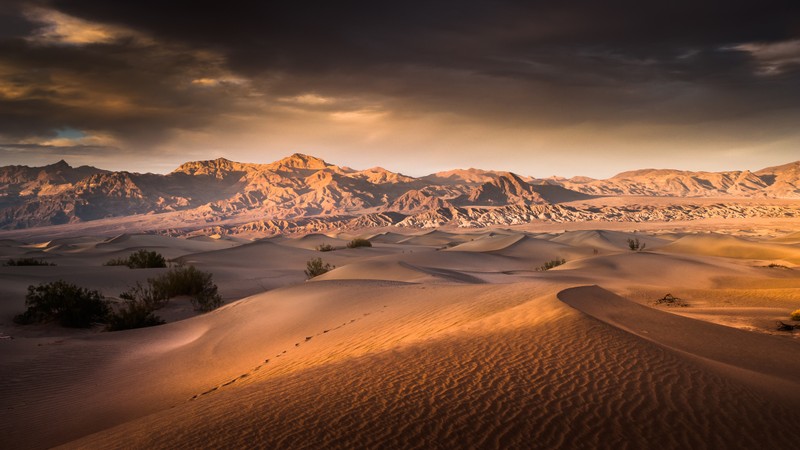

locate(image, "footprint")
[[201, 387, 218, 396]]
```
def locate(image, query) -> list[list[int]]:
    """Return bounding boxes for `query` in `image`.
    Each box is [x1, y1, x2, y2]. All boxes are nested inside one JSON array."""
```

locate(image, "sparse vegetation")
[[3, 258, 56, 266], [316, 243, 334, 252], [537, 258, 566, 271], [767, 263, 790, 269], [150, 265, 222, 312], [627, 238, 646, 252], [120, 281, 169, 310], [655, 293, 688, 307], [107, 267, 222, 330], [346, 238, 372, 248], [106, 283, 166, 331], [104, 249, 167, 269], [791, 309, 800, 321], [14, 280, 110, 328], [305, 257, 334, 279]]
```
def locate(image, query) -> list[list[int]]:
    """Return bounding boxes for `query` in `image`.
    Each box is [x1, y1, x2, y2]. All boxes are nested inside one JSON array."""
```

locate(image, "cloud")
[[23, 6, 141, 46], [0, 0, 796, 175], [731, 39, 800, 75], [0, 7, 263, 153], [280, 94, 334, 106], [191, 77, 247, 88], [33, 129, 120, 148]]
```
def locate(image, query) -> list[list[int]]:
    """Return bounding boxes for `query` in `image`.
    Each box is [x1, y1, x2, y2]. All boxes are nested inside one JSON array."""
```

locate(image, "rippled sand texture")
[[1, 228, 799, 449], [66, 288, 799, 450]]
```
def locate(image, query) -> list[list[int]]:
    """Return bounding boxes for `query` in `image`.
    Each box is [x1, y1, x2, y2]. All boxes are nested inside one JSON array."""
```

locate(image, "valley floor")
[[1, 222, 800, 449]]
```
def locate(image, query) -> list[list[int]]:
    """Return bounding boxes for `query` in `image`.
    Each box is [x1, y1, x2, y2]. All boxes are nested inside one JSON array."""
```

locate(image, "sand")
[[1, 224, 800, 449]]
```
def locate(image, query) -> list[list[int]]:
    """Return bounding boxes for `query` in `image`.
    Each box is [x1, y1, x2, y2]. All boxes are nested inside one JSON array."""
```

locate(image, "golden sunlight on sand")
[[1, 224, 800, 449]]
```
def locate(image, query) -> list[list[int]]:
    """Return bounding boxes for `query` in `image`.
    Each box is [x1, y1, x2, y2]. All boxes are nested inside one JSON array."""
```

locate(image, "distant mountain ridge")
[[0, 153, 798, 233], [558, 162, 800, 198]]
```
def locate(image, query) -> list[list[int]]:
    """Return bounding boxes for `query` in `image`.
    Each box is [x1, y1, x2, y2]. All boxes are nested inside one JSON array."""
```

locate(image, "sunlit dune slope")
[[661, 234, 800, 264], [3, 229, 800, 449], [61, 282, 800, 450], [549, 229, 669, 252]]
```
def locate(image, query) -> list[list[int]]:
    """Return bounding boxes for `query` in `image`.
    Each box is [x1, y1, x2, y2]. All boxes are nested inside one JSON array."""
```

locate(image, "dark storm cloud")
[[1, 0, 799, 171], [43, 0, 800, 120], [0, 23, 258, 145], [49, 1, 800, 71]]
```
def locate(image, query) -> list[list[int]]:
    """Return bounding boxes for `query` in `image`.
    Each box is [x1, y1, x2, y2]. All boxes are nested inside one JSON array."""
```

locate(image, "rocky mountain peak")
[[269, 153, 330, 171], [171, 157, 250, 178], [47, 159, 71, 170], [0, 154, 798, 232]]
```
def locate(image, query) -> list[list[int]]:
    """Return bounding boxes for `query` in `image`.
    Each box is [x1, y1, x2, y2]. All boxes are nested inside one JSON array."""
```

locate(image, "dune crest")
[[2, 227, 800, 448]]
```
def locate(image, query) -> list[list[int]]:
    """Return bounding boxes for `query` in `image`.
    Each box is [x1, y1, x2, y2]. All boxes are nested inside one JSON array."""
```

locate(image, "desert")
[[3, 2, 800, 448], [2, 209, 800, 448]]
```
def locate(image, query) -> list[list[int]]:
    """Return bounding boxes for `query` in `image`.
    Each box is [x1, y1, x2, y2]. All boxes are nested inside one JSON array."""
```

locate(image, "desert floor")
[[2, 219, 800, 449]]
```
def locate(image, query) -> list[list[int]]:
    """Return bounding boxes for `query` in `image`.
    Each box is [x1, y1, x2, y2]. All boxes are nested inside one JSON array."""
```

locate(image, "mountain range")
[[1, 153, 799, 235]]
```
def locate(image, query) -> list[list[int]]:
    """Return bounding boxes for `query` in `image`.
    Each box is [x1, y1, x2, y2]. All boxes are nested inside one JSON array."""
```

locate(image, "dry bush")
[[346, 238, 372, 248], [105, 249, 167, 269], [305, 257, 334, 279], [14, 280, 109, 328]]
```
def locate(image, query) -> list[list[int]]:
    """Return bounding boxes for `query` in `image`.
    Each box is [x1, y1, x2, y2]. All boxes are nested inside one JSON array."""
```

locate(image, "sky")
[[0, 1, 798, 178]]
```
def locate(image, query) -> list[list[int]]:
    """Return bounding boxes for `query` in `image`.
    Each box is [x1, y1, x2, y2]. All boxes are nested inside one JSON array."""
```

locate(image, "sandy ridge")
[[558, 285, 800, 402]]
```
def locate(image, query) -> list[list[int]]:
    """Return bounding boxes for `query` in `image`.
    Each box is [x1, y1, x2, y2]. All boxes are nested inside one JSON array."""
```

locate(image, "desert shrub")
[[120, 281, 169, 310], [627, 238, 646, 251], [3, 258, 55, 266], [791, 309, 800, 321], [305, 257, 334, 279], [151, 265, 222, 312], [316, 243, 334, 252], [628, 238, 647, 252], [107, 298, 165, 331], [537, 258, 566, 271], [14, 280, 109, 328], [346, 238, 372, 248], [103, 257, 128, 267], [655, 293, 688, 307], [768, 263, 789, 269], [127, 249, 167, 268], [107, 282, 169, 331], [104, 249, 167, 269]]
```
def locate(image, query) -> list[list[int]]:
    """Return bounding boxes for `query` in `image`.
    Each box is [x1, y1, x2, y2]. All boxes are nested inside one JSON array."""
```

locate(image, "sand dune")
[[397, 229, 473, 246], [661, 233, 800, 264], [273, 233, 350, 250], [96, 233, 238, 258], [445, 232, 527, 252], [450, 234, 595, 264], [61, 283, 800, 450], [559, 286, 800, 400], [2, 227, 800, 449], [558, 251, 755, 288], [771, 230, 800, 244], [549, 229, 668, 252], [314, 260, 444, 283], [363, 231, 414, 244]]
